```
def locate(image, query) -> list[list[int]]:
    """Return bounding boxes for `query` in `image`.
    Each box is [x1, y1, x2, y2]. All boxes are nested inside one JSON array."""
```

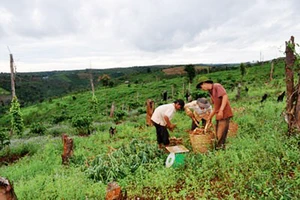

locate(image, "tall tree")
[[240, 63, 247, 81], [98, 74, 111, 87], [184, 64, 196, 83]]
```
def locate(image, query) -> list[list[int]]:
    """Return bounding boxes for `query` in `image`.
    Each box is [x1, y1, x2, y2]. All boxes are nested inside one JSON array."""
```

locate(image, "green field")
[[1, 60, 299, 199]]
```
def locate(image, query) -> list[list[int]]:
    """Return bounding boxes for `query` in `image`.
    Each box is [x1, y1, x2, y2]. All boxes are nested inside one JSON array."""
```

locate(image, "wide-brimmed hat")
[[196, 79, 213, 89], [196, 98, 211, 108]]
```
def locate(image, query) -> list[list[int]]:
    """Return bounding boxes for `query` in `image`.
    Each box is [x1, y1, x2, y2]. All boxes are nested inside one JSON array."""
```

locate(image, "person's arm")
[[164, 115, 176, 131], [184, 102, 195, 118], [207, 108, 216, 122], [217, 94, 228, 119]]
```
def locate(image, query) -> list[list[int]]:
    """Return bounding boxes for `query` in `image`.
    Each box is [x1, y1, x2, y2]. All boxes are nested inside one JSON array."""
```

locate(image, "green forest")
[[0, 59, 299, 199]]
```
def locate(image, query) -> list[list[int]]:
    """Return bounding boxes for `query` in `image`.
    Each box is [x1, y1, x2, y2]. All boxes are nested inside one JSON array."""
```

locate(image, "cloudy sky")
[[0, 0, 299, 73]]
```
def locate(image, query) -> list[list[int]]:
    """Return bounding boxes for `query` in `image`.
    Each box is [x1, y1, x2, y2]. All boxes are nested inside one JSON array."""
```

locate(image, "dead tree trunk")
[[236, 82, 242, 100], [89, 72, 95, 97], [270, 61, 274, 81], [146, 99, 155, 126], [10, 54, 16, 99], [61, 134, 74, 165], [0, 177, 18, 200], [110, 102, 115, 118], [285, 36, 298, 134]]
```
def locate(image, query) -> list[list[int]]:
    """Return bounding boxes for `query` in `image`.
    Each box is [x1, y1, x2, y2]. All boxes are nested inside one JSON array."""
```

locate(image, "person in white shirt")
[[151, 99, 185, 149], [184, 97, 212, 130]]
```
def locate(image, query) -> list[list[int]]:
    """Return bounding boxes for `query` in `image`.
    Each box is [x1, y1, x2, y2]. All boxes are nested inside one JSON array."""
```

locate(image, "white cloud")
[[0, 0, 299, 72]]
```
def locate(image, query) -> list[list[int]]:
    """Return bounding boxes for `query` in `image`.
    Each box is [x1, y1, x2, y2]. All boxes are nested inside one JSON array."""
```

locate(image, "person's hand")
[[216, 110, 224, 120], [168, 124, 176, 131], [204, 121, 211, 133]]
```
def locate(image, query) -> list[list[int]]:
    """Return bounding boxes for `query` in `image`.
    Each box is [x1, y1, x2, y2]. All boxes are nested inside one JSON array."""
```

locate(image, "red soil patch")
[[162, 66, 210, 75], [0, 151, 29, 166]]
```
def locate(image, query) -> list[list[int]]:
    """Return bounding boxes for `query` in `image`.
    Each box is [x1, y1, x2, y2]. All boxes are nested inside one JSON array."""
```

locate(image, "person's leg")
[[201, 119, 207, 128], [161, 126, 170, 146], [191, 120, 197, 130], [215, 118, 230, 149], [153, 122, 164, 148]]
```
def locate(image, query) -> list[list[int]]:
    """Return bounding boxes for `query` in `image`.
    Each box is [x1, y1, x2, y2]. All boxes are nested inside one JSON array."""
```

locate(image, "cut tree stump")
[[61, 134, 73, 165], [105, 182, 127, 200], [0, 177, 18, 200], [146, 99, 155, 126]]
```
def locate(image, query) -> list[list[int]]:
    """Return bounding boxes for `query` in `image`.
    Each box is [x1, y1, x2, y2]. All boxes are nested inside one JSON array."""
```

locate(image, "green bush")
[[10, 96, 24, 136], [30, 122, 47, 135], [71, 115, 92, 135], [0, 130, 10, 150]]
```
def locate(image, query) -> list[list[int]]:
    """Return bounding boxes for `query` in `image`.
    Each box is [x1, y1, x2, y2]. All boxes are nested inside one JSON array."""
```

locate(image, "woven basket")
[[189, 128, 215, 153]]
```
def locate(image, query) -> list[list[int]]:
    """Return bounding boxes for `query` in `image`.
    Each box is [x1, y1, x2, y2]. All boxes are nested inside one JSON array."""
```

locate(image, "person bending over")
[[151, 99, 185, 149]]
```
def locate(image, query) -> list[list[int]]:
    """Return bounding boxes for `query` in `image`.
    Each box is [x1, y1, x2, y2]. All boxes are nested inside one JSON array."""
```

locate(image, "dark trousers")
[[191, 119, 207, 130], [152, 121, 170, 146], [215, 118, 230, 149]]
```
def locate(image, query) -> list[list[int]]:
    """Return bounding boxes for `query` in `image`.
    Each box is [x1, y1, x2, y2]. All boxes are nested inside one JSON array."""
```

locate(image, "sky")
[[0, 0, 299, 73]]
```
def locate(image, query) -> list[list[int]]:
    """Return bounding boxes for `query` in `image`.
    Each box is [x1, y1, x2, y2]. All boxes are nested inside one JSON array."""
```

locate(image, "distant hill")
[[0, 61, 257, 109]]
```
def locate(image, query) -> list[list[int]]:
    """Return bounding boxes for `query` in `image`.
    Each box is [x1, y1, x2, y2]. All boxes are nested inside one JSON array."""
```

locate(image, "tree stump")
[[146, 99, 155, 126], [61, 134, 73, 165], [105, 182, 126, 200], [0, 177, 18, 200]]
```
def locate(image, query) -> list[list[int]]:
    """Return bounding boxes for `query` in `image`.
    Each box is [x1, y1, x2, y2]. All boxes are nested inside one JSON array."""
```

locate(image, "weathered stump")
[[0, 177, 17, 200], [105, 182, 126, 200], [146, 99, 155, 126], [61, 134, 73, 165]]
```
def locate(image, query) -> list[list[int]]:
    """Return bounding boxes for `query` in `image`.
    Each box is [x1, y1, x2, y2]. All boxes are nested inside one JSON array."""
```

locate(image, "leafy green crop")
[[86, 139, 165, 184]]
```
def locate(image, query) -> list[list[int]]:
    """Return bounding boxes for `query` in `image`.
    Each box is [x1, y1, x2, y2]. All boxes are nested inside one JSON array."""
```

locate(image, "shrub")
[[10, 96, 24, 136], [71, 115, 92, 135], [113, 110, 127, 123], [30, 122, 46, 135], [0, 130, 10, 150]]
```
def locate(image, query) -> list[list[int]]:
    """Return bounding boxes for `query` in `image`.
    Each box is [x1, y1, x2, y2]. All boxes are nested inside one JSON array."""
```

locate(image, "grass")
[[1, 61, 300, 199]]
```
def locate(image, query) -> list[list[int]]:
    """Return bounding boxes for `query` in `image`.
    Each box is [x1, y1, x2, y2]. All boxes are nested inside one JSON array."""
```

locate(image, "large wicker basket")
[[189, 128, 215, 153], [228, 121, 238, 137]]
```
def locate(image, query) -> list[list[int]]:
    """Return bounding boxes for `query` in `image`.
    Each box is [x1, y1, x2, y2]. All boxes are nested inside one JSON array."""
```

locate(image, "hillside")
[[1, 59, 299, 199], [0, 63, 240, 109]]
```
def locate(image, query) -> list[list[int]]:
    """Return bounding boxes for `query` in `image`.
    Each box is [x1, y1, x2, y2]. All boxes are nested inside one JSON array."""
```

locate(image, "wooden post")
[[10, 54, 16, 99]]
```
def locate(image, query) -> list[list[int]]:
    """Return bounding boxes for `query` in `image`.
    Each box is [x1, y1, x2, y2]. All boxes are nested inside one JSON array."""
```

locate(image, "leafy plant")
[[0, 130, 10, 150], [30, 122, 46, 135], [86, 139, 165, 184], [10, 96, 24, 136], [71, 115, 92, 135], [113, 110, 127, 123]]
